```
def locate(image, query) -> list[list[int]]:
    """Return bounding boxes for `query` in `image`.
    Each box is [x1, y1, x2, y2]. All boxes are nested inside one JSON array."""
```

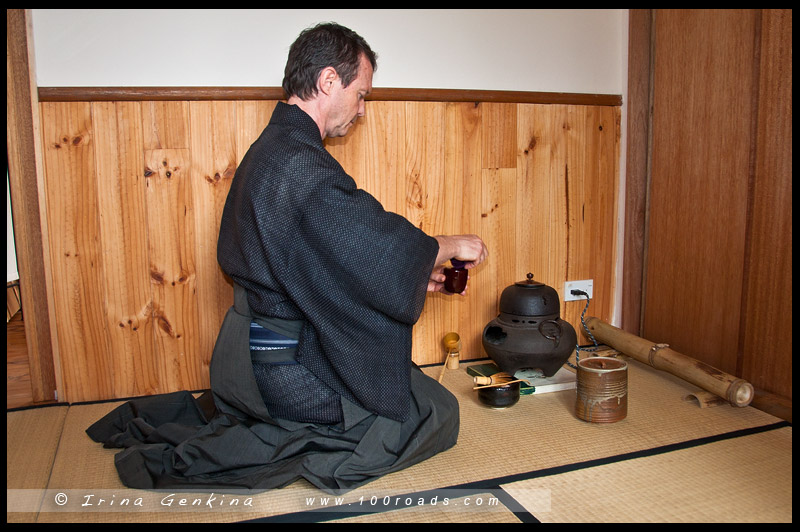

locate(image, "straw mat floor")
[[7, 357, 791, 523]]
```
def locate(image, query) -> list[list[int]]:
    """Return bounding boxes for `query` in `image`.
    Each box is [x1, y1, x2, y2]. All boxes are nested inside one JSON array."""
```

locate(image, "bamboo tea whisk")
[[438, 332, 462, 383], [472, 372, 529, 390], [473, 372, 516, 386]]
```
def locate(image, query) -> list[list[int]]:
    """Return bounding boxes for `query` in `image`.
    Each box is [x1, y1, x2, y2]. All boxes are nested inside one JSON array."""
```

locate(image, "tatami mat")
[[7, 404, 68, 523], [502, 426, 792, 523], [7, 356, 792, 523]]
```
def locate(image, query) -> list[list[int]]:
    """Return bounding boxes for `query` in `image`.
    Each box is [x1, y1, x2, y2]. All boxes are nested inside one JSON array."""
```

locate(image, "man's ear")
[[317, 66, 339, 96]]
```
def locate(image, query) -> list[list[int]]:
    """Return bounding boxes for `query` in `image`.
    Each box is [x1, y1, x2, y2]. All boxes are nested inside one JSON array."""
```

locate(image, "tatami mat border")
[[7, 402, 69, 413], [6, 390, 209, 413], [244, 420, 790, 523], [243, 486, 538, 524]]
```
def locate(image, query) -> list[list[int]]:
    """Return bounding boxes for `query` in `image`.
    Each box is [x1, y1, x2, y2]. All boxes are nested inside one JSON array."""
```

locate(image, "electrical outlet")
[[564, 280, 593, 301]]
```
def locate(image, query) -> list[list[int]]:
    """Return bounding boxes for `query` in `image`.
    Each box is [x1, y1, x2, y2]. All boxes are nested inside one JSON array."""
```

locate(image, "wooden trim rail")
[[38, 86, 622, 106]]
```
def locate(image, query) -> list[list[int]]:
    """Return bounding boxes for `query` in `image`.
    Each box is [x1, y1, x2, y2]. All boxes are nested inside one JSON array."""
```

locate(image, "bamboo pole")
[[584, 317, 754, 407]]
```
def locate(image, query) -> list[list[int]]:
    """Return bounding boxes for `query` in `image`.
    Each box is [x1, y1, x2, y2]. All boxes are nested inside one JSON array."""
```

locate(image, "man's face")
[[325, 54, 373, 138]]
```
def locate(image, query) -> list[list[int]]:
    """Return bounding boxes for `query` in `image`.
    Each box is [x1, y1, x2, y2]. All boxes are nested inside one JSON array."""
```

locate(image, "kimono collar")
[[270, 101, 325, 148]]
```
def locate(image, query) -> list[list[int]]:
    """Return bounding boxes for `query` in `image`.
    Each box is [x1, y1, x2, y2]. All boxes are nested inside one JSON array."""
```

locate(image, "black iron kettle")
[[482, 273, 576, 377]]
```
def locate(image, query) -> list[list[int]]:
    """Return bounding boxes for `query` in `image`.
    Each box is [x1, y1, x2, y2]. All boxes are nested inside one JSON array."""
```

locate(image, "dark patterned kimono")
[[87, 102, 460, 494]]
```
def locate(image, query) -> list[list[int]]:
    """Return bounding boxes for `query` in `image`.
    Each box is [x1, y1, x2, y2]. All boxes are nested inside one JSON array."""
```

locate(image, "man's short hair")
[[282, 22, 378, 101]]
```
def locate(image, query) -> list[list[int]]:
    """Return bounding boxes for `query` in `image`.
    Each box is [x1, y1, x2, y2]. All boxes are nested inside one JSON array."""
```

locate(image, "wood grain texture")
[[644, 9, 757, 375], [40, 102, 114, 400], [91, 101, 159, 397], [7, 9, 58, 403], [738, 9, 792, 398], [39, 98, 620, 401], [447, 102, 484, 358], [622, 9, 653, 335], [7, 313, 37, 409], [188, 101, 237, 363], [144, 147, 203, 392], [639, 9, 791, 401]]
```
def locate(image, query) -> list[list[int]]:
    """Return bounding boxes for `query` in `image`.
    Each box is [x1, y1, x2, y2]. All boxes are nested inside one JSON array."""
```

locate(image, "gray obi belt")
[[248, 314, 344, 424]]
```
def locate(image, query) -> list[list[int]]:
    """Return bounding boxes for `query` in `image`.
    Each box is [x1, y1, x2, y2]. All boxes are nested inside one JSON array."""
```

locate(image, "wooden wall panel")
[[144, 147, 203, 391], [572, 106, 619, 325], [39, 97, 620, 401], [515, 106, 555, 300], [403, 103, 450, 359], [513, 105, 619, 348], [622, 9, 654, 336], [739, 9, 792, 397], [482, 103, 517, 169], [646, 9, 756, 375], [189, 101, 237, 362], [235, 100, 276, 162], [40, 102, 115, 400], [92, 101, 159, 397], [447, 102, 484, 359], [143, 101, 189, 150], [637, 9, 791, 402]]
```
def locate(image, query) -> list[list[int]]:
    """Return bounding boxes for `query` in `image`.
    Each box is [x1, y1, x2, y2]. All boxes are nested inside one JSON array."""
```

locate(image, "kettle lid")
[[499, 273, 560, 317], [515, 272, 544, 287]]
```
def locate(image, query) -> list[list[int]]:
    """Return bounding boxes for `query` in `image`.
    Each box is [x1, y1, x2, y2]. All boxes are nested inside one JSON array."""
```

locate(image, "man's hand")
[[427, 234, 488, 294], [433, 234, 489, 270]]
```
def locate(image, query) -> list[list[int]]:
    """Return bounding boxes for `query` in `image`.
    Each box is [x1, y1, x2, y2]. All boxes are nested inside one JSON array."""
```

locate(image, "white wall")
[[30, 9, 626, 94]]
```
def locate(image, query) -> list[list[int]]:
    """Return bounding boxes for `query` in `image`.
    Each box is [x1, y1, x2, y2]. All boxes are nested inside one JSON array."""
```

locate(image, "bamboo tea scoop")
[[473, 379, 528, 391]]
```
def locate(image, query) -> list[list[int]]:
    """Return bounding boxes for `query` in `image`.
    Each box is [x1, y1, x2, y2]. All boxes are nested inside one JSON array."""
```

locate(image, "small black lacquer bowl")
[[477, 381, 520, 409]]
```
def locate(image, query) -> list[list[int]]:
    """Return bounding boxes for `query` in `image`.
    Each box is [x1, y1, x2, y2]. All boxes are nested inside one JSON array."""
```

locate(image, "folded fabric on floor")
[[86, 360, 459, 495]]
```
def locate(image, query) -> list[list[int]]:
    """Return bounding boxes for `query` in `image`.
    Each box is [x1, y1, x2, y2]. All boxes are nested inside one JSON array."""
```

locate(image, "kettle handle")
[[539, 319, 563, 347]]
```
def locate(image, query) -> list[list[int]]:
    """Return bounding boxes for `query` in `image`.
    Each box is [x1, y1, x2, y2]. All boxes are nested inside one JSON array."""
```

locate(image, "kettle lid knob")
[[514, 272, 545, 288]]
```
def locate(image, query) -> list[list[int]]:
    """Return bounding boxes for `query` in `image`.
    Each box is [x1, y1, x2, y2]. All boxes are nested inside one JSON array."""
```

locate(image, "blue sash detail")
[[249, 321, 299, 351]]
